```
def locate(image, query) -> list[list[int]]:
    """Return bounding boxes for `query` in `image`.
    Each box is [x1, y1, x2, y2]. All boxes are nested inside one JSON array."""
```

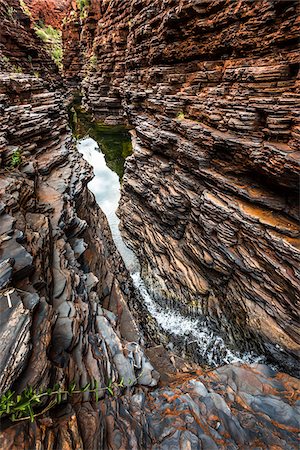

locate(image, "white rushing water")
[[77, 135, 264, 367]]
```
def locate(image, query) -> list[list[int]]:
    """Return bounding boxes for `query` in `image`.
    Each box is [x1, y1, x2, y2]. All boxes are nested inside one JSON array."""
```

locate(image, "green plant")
[[51, 46, 63, 67], [34, 24, 63, 70], [76, 0, 89, 18], [177, 111, 185, 120], [11, 65, 23, 73], [89, 54, 97, 68], [0, 378, 125, 423], [1, 55, 10, 67], [19, 0, 31, 16], [6, 6, 16, 19], [11, 149, 22, 167]]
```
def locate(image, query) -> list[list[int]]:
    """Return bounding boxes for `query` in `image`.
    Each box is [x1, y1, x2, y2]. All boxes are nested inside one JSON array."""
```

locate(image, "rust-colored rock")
[[23, 0, 68, 29], [64, 0, 300, 373], [0, 0, 299, 448], [0, 0, 60, 79]]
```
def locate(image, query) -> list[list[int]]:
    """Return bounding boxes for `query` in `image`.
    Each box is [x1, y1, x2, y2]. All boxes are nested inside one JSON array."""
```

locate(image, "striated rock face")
[[0, 71, 160, 450], [0, 6, 158, 446], [0, 1, 299, 449], [23, 0, 68, 29], [65, 0, 300, 373], [0, 0, 60, 79]]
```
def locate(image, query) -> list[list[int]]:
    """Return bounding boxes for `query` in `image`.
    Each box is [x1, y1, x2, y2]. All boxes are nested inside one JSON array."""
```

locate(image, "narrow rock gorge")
[[64, 0, 300, 372], [0, 0, 299, 449]]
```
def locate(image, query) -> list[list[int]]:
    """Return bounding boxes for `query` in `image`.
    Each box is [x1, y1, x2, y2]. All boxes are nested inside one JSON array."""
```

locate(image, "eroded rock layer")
[[0, 75, 165, 450], [65, 0, 300, 373], [0, 0, 60, 79], [3, 65, 296, 450], [23, 0, 68, 29], [0, 1, 299, 449]]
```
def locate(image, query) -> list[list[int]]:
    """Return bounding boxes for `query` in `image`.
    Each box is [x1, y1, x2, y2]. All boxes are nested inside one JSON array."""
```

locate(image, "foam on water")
[[77, 135, 264, 367], [131, 272, 263, 366]]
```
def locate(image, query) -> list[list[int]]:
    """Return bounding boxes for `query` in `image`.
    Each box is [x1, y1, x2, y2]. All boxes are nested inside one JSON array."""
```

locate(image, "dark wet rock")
[[20, 161, 35, 178], [1, 237, 34, 282], [0, 259, 14, 290], [0, 296, 31, 392], [70, 237, 88, 259]]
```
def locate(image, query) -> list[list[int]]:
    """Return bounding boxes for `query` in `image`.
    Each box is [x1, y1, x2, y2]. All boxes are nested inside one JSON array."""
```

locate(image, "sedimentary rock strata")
[[0, 70, 160, 445], [65, 0, 300, 372], [23, 0, 68, 29], [0, 0, 60, 79], [0, 0, 299, 448]]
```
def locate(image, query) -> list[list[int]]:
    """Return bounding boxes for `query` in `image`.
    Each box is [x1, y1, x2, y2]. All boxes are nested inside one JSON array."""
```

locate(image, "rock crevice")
[[64, 0, 300, 372], [0, 0, 299, 448]]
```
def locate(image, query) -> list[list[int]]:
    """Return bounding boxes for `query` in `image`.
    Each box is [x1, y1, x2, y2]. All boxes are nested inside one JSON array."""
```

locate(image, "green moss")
[[19, 0, 31, 16], [35, 24, 63, 70]]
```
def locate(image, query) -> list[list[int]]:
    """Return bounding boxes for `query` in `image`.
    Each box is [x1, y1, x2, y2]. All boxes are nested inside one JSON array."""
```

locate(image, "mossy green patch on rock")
[[35, 23, 62, 69]]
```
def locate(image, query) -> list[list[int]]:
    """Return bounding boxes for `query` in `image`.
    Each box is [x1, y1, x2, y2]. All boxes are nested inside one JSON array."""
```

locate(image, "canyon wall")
[[64, 0, 300, 373], [0, 2, 158, 446], [0, 0, 299, 448], [23, 0, 68, 29], [0, 69, 160, 445], [0, 0, 60, 78]]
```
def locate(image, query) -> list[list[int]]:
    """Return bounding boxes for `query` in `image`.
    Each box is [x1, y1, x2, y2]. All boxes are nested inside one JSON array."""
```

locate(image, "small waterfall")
[[76, 131, 264, 368], [130, 272, 263, 366]]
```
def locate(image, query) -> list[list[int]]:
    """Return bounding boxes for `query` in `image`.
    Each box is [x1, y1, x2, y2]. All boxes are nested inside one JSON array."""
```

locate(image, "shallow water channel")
[[70, 109, 263, 368]]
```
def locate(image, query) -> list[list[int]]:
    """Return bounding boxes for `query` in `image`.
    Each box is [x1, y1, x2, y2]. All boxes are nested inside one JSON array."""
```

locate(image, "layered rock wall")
[[0, 74, 160, 446], [0, 4, 158, 445], [23, 0, 68, 29], [0, 1, 299, 448], [64, 0, 300, 372], [0, 0, 60, 79]]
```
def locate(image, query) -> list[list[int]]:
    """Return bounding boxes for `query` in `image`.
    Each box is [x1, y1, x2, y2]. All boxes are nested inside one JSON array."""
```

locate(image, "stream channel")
[[70, 108, 263, 368]]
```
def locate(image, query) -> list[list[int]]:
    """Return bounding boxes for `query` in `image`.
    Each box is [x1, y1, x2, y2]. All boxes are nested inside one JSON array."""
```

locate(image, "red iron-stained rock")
[[63, 0, 300, 373], [23, 0, 68, 29]]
